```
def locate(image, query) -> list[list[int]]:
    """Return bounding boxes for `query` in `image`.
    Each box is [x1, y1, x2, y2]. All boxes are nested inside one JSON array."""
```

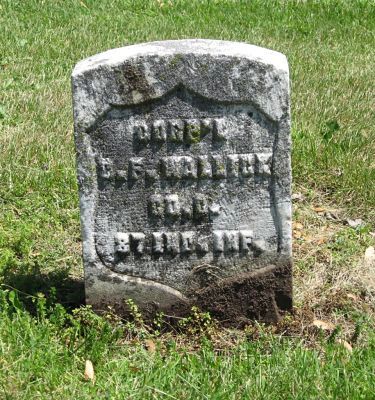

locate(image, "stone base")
[[86, 262, 292, 326]]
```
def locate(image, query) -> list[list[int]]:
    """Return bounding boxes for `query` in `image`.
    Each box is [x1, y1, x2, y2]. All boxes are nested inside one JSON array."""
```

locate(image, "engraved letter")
[[152, 120, 167, 142], [148, 195, 164, 219], [97, 157, 112, 179], [212, 155, 226, 179], [145, 169, 158, 183], [180, 231, 195, 254], [165, 232, 180, 255], [239, 154, 255, 177], [209, 204, 221, 221], [114, 232, 130, 254], [252, 239, 266, 254], [193, 194, 208, 221], [227, 154, 239, 178], [197, 155, 212, 179], [152, 232, 164, 254], [129, 158, 144, 180], [130, 233, 146, 254], [240, 230, 253, 254], [256, 153, 272, 177], [225, 231, 240, 252], [133, 122, 150, 144], [168, 119, 184, 143], [180, 200, 193, 220], [196, 235, 209, 254], [180, 156, 197, 179], [160, 157, 180, 180], [165, 194, 180, 219], [184, 119, 201, 144], [213, 231, 224, 253], [200, 118, 214, 137]]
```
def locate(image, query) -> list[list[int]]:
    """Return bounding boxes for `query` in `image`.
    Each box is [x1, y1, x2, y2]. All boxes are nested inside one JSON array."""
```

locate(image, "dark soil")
[[189, 263, 293, 327]]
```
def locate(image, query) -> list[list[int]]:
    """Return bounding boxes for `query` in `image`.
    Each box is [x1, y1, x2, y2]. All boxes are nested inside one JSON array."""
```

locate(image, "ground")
[[0, 0, 374, 398]]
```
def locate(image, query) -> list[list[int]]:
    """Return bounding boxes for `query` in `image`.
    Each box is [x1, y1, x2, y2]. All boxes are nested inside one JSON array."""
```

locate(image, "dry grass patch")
[[290, 185, 374, 342]]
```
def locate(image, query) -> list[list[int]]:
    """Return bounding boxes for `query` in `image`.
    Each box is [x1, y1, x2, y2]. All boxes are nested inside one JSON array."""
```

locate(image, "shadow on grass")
[[2, 266, 85, 313]]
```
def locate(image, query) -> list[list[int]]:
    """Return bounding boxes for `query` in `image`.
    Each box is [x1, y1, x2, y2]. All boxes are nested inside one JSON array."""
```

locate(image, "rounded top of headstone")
[[72, 39, 288, 77], [72, 40, 289, 131]]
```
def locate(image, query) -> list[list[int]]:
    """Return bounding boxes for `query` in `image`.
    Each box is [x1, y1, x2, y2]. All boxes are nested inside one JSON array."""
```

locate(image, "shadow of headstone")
[[2, 266, 84, 314]]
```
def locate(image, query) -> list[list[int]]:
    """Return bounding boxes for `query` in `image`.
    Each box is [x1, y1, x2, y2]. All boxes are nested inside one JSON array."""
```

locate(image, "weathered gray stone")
[[72, 40, 292, 324]]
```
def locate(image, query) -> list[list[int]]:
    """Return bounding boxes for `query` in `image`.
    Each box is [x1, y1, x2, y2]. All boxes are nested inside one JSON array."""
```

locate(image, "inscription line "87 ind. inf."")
[[114, 229, 261, 257]]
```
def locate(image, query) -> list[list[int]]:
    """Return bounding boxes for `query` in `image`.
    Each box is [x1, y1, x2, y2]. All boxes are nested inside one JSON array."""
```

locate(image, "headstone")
[[72, 40, 292, 324]]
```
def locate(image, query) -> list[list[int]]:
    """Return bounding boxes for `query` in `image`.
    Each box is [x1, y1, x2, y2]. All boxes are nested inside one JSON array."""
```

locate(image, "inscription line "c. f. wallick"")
[[98, 152, 273, 183]]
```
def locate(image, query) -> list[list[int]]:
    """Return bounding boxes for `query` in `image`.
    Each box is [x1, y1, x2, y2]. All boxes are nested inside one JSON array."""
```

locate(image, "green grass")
[[0, 293, 374, 399], [0, 0, 374, 398]]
